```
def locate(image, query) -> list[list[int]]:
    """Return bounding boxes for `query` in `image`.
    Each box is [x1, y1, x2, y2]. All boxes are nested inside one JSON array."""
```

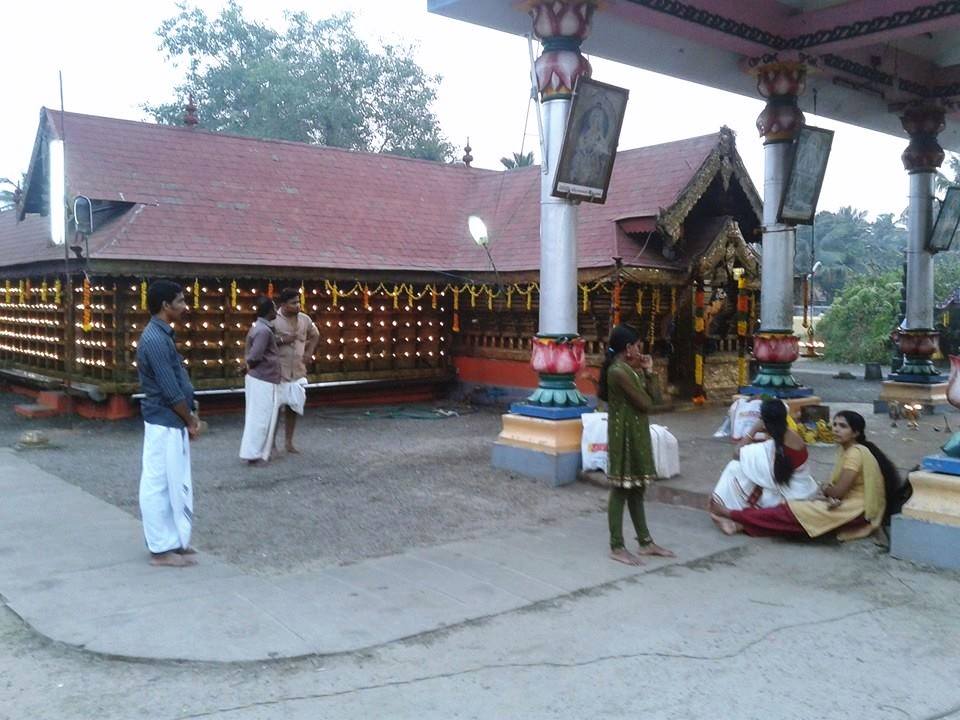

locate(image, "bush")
[[816, 273, 900, 363]]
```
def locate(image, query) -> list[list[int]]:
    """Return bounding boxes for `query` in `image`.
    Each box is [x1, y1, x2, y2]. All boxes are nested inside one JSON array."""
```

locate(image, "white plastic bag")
[[649, 424, 680, 478], [728, 397, 763, 441], [581, 412, 609, 473], [581, 413, 680, 479]]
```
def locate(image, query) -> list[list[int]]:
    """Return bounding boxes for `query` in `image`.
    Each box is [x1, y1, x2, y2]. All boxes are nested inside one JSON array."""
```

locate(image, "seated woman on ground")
[[710, 410, 907, 541], [711, 399, 819, 518]]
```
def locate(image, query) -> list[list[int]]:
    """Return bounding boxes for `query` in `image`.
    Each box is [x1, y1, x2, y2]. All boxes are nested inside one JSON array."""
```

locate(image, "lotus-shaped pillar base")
[[891, 329, 942, 384], [527, 336, 588, 407], [746, 332, 809, 396], [939, 355, 960, 458], [751, 362, 802, 390]]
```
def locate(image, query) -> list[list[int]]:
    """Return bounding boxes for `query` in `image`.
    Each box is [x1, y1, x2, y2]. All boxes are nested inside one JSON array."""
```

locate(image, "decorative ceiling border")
[[624, 0, 787, 49], [821, 54, 894, 87], [624, 0, 960, 52], [819, 54, 960, 98], [791, 2, 960, 50]]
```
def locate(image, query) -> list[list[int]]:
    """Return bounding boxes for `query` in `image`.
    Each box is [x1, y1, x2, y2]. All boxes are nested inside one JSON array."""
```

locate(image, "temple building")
[[0, 109, 761, 414]]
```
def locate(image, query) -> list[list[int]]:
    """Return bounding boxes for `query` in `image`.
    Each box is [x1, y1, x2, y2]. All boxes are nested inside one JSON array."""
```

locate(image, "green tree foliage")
[[500, 151, 534, 170], [0, 177, 22, 213], [794, 207, 907, 302], [935, 153, 960, 195], [816, 272, 901, 363], [144, 2, 454, 161]]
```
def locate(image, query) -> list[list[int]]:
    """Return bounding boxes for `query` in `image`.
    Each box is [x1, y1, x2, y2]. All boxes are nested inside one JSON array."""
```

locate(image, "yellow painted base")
[[903, 470, 960, 527], [879, 381, 948, 405], [496, 414, 583, 454]]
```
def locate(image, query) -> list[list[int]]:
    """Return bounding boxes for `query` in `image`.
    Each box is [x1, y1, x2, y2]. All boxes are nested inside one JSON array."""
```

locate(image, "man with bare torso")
[[273, 287, 320, 453]]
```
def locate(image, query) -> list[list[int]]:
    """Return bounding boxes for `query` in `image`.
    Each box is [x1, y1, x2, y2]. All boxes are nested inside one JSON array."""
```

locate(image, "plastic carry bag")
[[580, 413, 680, 478], [581, 412, 609, 472]]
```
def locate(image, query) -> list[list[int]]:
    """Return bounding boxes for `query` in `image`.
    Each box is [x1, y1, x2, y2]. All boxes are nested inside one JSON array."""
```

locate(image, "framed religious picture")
[[778, 125, 834, 225], [552, 77, 629, 204], [928, 186, 960, 253]]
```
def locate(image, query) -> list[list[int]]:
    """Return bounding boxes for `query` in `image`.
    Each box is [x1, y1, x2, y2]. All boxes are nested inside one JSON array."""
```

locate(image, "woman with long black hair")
[[711, 410, 907, 540], [711, 399, 818, 513], [599, 325, 675, 565]]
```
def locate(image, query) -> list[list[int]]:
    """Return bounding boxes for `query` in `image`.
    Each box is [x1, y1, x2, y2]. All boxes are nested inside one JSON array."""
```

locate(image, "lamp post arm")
[[483, 244, 503, 295]]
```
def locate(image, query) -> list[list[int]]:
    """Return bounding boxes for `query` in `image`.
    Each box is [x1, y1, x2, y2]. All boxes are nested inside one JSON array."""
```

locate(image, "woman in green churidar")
[[598, 324, 675, 565]]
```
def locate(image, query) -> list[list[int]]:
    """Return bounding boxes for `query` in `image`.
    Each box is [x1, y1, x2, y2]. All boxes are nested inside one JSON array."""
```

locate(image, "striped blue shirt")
[[136, 317, 194, 428]]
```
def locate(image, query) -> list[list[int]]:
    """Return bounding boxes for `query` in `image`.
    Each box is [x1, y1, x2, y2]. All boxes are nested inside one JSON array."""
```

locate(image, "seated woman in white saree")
[[709, 411, 909, 541], [711, 399, 818, 513]]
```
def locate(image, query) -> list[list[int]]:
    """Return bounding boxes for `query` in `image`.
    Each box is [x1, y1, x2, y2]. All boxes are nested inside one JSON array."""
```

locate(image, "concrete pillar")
[[491, 1, 600, 486], [891, 103, 945, 383], [748, 61, 810, 397], [523, 0, 596, 408], [539, 98, 579, 336]]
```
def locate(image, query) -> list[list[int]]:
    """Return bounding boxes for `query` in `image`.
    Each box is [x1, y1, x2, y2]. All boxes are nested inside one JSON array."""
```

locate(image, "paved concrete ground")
[[1, 522, 959, 719], [0, 446, 745, 662], [0, 391, 607, 574], [2, 363, 960, 717]]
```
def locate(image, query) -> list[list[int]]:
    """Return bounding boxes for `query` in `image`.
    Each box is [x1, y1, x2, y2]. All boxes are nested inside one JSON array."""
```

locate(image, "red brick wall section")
[[454, 356, 598, 395]]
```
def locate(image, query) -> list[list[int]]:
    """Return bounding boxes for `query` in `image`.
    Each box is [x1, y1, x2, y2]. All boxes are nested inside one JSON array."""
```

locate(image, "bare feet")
[[149, 552, 196, 567], [708, 496, 732, 518], [176, 546, 197, 555], [637, 542, 676, 558], [609, 548, 643, 566], [285, 445, 300, 454], [711, 515, 743, 536], [245, 458, 261, 465]]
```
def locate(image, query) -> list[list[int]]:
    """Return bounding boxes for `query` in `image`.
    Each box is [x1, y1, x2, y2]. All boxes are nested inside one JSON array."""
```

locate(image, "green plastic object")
[[942, 431, 960, 458]]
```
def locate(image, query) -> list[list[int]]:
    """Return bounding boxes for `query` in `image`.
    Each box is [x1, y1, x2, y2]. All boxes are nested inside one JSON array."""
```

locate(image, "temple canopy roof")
[[1, 109, 760, 277], [429, 0, 960, 151]]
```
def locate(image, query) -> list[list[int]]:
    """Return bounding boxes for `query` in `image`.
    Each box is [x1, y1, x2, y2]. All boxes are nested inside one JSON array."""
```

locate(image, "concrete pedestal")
[[875, 380, 949, 415], [492, 414, 584, 487], [890, 515, 960, 570], [890, 466, 960, 570]]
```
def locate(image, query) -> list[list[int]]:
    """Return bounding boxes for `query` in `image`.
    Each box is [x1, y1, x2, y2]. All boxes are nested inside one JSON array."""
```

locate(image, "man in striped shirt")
[[136, 280, 201, 567]]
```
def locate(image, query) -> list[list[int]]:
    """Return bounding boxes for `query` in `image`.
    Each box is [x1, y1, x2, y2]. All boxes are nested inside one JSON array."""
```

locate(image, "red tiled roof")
[[1, 110, 752, 275]]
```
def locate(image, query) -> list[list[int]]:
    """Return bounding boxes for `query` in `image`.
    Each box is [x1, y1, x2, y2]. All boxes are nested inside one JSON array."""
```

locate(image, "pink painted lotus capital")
[[529, 1, 596, 43], [535, 51, 592, 98], [752, 333, 799, 364], [893, 329, 939, 357], [530, 336, 586, 375], [948, 355, 960, 410]]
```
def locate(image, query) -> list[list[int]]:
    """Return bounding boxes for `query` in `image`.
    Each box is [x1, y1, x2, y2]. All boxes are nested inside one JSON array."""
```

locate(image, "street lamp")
[[468, 215, 502, 292], [468, 215, 488, 247], [803, 260, 823, 357]]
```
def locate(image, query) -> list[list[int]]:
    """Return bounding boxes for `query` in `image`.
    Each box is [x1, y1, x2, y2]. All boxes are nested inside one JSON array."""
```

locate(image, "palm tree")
[[935, 154, 960, 195], [499, 151, 534, 170], [0, 177, 21, 213]]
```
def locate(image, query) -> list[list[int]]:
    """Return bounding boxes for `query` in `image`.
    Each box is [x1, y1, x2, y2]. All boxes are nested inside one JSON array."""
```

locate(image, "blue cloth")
[[136, 317, 194, 428]]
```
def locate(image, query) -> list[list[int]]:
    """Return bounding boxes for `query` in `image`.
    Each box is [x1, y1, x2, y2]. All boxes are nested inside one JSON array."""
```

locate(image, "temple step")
[[14, 403, 62, 420], [36, 391, 72, 413]]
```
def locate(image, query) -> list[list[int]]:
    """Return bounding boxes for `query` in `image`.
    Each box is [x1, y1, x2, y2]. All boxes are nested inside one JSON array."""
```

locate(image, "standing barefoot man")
[[136, 280, 202, 567], [273, 288, 319, 453]]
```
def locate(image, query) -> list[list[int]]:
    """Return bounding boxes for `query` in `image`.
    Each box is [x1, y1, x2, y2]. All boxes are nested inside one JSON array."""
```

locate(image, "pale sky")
[[0, 0, 924, 219]]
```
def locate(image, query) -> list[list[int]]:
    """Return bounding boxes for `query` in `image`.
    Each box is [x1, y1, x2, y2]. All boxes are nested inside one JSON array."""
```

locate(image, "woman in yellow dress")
[[710, 411, 907, 540], [599, 325, 675, 565]]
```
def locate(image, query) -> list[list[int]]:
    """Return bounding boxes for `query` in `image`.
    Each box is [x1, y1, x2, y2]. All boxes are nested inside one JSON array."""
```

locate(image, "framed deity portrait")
[[552, 77, 629, 204], [778, 126, 834, 225], [929, 186, 960, 253]]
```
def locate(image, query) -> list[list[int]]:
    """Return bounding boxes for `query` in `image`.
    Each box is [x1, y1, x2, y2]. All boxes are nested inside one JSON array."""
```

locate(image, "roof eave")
[[655, 128, 762, 243]]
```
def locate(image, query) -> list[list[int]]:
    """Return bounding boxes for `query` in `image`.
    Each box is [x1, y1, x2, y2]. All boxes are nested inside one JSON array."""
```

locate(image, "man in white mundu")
[[273, 288, 319, 453], [136, 280, 202, 568], [240, 297, 282, 463]]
